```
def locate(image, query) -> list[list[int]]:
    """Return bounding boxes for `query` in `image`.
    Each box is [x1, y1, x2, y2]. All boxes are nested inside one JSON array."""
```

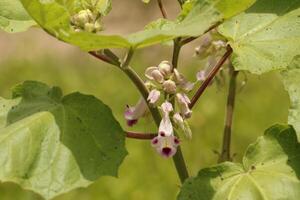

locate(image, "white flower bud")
[[151, 69, 164, 83], [163, 80, 177, 94], [145, 67, 164, 83], [84, 23, 95, 32], [72, 9, 93, 27], [147, 89, 160, 105], [158, 61, 173, 78]]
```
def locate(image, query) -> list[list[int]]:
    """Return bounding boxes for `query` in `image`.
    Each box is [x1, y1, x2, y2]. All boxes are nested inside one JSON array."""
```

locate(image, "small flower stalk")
[[142, 60, 196, 158]]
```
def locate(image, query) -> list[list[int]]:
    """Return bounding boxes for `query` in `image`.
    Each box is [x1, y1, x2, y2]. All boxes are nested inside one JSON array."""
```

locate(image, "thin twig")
[[218, 65, 238, 163], [189, 46, 233, 109], [122, 48, 134, 68], [180, 22, 222, 46], [89, 51, 117, 66], [157, 0, 168, 18], [126, 131, 156, 140]]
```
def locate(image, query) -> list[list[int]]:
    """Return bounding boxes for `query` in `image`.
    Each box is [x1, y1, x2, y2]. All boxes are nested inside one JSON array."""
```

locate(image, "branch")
[[218, 65, 238, 163], [189, 46, 233, 109], [126, 131, 156, 140], [89, 51, 117, 66], [180, 22, 222, 46], [157, 0, 168, 19]]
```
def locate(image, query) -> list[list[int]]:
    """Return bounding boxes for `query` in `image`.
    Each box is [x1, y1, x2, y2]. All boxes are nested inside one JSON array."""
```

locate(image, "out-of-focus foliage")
[[0, 0, 35, 32], [178, 124, 300, 200]]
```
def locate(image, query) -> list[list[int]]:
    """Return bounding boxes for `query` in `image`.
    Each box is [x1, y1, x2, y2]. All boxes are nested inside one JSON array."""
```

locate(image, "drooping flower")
[[151, 134, 180, 158], [124, 98, 148, 126], [147, 89, 161, 105], [176, 93, 192, 118]]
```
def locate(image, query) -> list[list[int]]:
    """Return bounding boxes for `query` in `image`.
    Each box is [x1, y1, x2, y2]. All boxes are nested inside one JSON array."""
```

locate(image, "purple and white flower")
[[124, 98, 148, 126]]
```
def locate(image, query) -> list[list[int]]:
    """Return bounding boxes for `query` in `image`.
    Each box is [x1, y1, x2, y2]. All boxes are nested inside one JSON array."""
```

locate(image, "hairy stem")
[[157, 0, 168, 18], [189, 47, 233, 109], [218, 65, 238, 163], [126, 131, 156, 140]]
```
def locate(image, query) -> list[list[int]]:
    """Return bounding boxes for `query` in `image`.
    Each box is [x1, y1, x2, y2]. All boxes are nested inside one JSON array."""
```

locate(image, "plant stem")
[[218, 65, 238, 163], [172, 38, 182, 69], [189, 47, 233, 109], [157, 0, 168, 18], [126, 131, 156, 140], [177, 0, 185, 7], [170, 37, 190, 183]]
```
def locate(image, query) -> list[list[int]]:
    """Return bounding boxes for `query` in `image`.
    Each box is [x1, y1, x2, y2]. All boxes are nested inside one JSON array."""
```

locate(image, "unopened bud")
[[72, 9, 93, 27], [84, 23, 95, 32], [163, 80, 177, 94], [158, 61, 172, 78], [151, 70, 164, 83]]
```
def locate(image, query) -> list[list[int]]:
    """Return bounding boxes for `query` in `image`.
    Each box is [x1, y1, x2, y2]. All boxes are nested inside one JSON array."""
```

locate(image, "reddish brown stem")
[[189, 46, 233, 109], [126, 131, 157, 140], [89, 51, 117, 66]]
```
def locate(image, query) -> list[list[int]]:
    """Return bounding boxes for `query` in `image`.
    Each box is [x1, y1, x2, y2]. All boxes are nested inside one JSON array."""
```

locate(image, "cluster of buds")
[[124, 61, 196, 158], [71, 9, 103, 33], [194, 31, 227, 82]]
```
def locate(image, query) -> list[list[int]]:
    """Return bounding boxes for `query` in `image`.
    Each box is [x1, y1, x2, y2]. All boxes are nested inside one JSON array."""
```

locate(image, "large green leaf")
[[282, 56, 300, 142], [0, 0, 35, 33], [0, 81, 127, 199], [20, 0, 255, 50], [178, 124, 300, 200], [218, 0, 300, 74]]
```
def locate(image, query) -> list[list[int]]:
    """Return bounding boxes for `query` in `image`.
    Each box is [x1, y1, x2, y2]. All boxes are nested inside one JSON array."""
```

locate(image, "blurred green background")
[[0, 1, 290, 200]]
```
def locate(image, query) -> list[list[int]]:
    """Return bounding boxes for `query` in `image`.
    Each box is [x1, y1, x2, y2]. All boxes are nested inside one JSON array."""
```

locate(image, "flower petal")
[[145, 66, 157, 80], [151, 135, 180, 158], [159, 115, 173, 136], [124, 98, 148, 126], [161, 101, 173, 116], [147, 89, 161, 104]]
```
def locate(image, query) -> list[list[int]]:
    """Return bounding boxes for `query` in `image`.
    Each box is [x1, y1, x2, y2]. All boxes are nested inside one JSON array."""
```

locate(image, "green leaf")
[[20, 0, 255, 50], [178, 124, 300, 200], [0, 81, 127, 199], [282, 56, 300, 142], [0, 0, 35, 33], [218, 0, 300, 74]]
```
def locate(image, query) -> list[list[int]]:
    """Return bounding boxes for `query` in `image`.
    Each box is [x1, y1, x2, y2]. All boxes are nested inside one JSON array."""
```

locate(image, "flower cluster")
[[71, 9, 103, 33], [194, 31, 227, 81], [125, 61, 195, 158]]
